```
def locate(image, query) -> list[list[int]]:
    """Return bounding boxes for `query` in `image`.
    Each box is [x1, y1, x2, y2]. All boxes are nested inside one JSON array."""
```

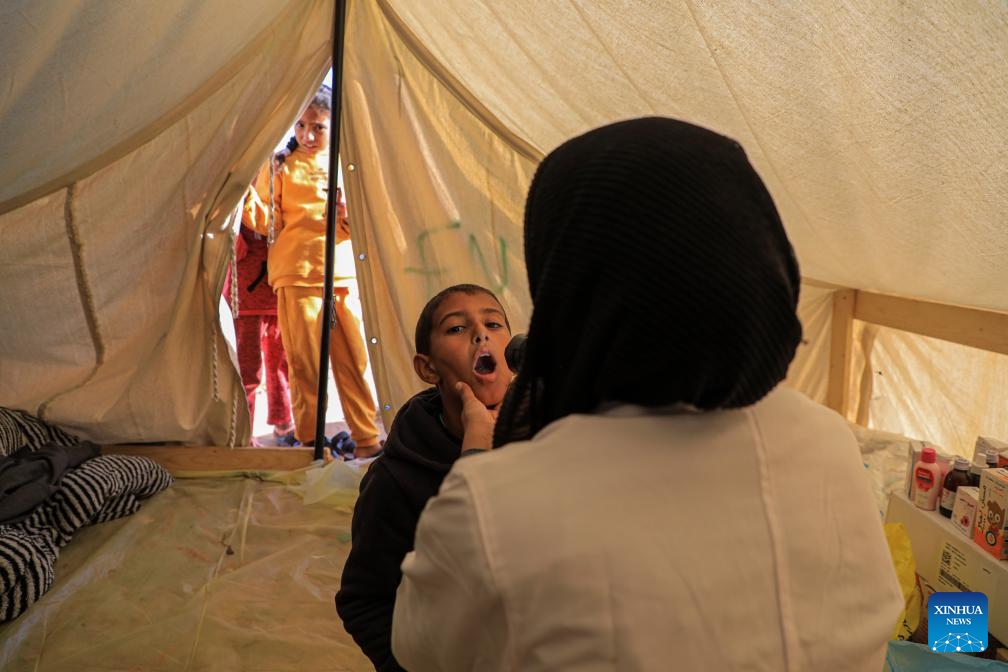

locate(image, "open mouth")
[[474, 352, 497, 375]]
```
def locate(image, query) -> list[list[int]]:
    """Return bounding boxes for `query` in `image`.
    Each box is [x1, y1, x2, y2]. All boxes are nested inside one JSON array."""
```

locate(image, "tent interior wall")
[[2, 0, 1005, 466], [2, 0, 1007, 667]]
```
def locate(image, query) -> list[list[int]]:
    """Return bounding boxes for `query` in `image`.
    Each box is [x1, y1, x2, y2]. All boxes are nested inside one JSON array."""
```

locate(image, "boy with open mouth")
[[336, 283, 513, 672]]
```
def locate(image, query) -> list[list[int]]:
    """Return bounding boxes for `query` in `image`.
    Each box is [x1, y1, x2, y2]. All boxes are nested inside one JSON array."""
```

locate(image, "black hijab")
[[493, 117, 802, 447]]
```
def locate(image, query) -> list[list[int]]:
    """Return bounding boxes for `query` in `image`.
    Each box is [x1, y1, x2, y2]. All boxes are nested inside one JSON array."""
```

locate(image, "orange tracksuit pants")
[[275, 285, 380, 448]]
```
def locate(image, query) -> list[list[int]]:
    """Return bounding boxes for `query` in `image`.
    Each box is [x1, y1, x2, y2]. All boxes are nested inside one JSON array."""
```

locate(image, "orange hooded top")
[[244, 147, 352, 290]]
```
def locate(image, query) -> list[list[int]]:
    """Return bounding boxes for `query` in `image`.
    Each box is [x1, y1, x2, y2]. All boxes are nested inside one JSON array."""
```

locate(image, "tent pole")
[[314, 0, 349, 461]]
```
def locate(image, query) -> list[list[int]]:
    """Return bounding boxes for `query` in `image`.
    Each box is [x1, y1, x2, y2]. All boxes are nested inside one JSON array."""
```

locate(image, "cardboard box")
[[977, 436, 1008, 460], [974, 468, 1008, 560], [952, 486, 979, 537], [886, 492, 1008, 644], [975, 436, 1008, 469]]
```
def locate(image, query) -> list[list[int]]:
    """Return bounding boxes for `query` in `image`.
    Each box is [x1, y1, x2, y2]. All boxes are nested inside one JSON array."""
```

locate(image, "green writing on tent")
[[405, 220, 510, 296]]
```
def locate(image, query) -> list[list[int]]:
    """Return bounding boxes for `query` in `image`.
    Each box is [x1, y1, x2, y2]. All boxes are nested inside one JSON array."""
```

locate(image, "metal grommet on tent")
[[383, 403, 392, 411], [369, 337, 378, 344], [347, 163, 356, 172], [358, 253, 366, 261]]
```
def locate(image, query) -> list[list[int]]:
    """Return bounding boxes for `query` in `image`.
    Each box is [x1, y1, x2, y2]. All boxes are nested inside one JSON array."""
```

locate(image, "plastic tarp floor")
[[0, 463, 371, 671], [0, 446, 1005, 670]]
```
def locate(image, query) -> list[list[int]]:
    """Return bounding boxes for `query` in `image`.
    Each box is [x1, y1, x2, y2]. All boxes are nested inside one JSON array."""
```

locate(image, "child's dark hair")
[[274, 136, 299, 165], [309, 84, 332, 113], [414, 284, 509, 356]]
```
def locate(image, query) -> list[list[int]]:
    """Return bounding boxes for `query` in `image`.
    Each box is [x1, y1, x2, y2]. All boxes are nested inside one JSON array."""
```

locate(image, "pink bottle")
[[913, 447, 942, 511]]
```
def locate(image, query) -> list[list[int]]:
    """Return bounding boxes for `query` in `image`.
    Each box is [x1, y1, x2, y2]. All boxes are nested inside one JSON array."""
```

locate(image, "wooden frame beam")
[[853, 290, 1008, 356], [826, 289, 856, 417], [101, 445, 316, 475], [825, 288, 1008, 421]]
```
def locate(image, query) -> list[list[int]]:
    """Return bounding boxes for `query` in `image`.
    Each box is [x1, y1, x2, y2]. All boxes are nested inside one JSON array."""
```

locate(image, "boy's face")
[[414, 292, 512, 410], [294, 106, 331, 155]]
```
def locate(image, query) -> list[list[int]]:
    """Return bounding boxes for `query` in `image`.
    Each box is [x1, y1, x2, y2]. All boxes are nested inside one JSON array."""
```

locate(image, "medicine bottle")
[[939, 457, 971, 518], [913, 447, 942, 511], [972, 449, 1001, 486]]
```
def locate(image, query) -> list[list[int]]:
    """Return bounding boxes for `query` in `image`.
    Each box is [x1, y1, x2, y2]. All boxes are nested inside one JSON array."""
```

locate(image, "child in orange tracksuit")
[[247, 85, 381, 456]]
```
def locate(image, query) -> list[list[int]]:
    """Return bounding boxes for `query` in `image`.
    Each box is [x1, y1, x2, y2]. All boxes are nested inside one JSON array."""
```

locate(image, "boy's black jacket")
[[336, 387, 460, 672]]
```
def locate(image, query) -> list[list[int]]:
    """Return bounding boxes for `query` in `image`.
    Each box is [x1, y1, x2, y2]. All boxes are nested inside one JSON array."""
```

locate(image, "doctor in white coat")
[[392, 116, 903, 672]]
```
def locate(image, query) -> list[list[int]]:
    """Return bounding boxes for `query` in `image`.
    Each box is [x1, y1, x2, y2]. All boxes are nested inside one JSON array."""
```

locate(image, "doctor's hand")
[[456, 381, 496, 452]]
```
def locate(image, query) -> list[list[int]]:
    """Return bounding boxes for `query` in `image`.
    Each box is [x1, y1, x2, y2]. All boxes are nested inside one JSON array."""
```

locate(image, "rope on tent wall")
[[267, 160, 277, 246], [211, 325, 221, 403], [214, 201, 245, 408], [227, 390, 239, 449], [38, 183, 106, 421], [226, 200, 243, 447], [230, 218, 240, 318]]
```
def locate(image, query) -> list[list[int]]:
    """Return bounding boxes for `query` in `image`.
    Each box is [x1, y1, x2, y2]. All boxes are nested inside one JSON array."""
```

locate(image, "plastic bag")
[[885, 522, 923, 641], [886, 640, 1008, 671]]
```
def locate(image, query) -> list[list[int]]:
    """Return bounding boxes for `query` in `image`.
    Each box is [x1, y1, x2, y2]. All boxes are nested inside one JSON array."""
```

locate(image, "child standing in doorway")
[[248, 84, 381, 456], [225, 181, 295, 446]]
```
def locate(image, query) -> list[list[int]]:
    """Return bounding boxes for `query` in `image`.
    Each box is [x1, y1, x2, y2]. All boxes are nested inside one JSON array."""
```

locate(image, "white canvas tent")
[[2, 0, 1007, 460], [3, 2, 1008, 667]]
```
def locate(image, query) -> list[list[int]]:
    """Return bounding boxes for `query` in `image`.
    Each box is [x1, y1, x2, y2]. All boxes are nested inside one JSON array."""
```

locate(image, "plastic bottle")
[[939, 457, 972, 517], [986, 448, 1000, 470], [969, 460, 983, 487], [969, 448, 1001, 488], [913, 447, 942, 511], [971, 449, 998, 486]]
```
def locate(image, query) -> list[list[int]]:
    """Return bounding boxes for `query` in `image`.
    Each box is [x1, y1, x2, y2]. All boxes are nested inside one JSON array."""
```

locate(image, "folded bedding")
[[0, 407, 173, 622]]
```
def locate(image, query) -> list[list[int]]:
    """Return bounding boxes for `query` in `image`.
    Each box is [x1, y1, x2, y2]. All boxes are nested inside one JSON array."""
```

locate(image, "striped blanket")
[[0, 408, 173, 622]]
